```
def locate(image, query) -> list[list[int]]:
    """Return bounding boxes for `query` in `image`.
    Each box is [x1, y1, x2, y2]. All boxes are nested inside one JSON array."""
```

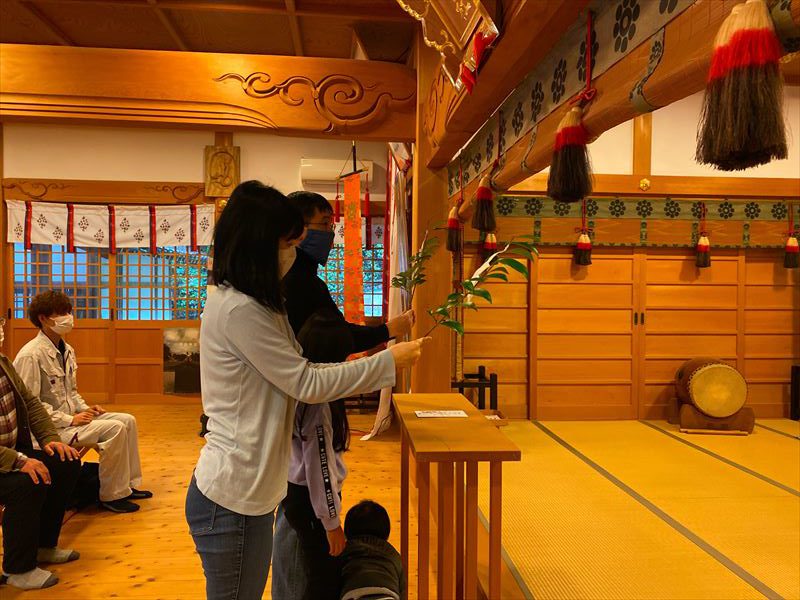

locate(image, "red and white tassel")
[[784, 235, 799, 269], [548, 106, 592, 203], [471, 174, 496, 233], [696, 233, 711, 268], [481, 232, 497, 263], [446, 204, 462, 253], [697, 0, 787, 170]]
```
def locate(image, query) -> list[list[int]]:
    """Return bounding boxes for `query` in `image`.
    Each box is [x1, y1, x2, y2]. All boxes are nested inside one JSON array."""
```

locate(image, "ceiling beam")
[[15, 0, 74, 45], [424, 0, 590, 169], [30, 0, 412, 21], [284, 0, 304, 57], [147, 0, 189, 51]]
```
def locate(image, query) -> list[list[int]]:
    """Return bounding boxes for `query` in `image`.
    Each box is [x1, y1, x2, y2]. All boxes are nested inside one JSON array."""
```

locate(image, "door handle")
[[634, 312, 638, 326], [641, 312, 645, 326]]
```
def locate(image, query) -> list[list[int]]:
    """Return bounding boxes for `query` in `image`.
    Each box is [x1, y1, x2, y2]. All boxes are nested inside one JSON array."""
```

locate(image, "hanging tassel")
[[548, 106, 592, 203], [574, 198, 592, 266], [447, 162, 464, 253], [696, 202, 710, 268], [785, 204, 798, 269], [471, 174, 496, 232], [473, 29, 497, 71], [784, 236, 799, 269], [697, 0, 787, 171], [481, 232, 497, 263]]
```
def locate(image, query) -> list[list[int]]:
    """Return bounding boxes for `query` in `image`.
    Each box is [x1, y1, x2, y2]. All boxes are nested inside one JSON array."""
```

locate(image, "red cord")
[[700, 202, 707, 236], [571, 11, 597, 106]]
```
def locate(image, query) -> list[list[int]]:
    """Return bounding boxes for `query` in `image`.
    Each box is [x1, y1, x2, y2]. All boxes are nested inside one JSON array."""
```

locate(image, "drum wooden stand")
[[668, 358, 755, 435]]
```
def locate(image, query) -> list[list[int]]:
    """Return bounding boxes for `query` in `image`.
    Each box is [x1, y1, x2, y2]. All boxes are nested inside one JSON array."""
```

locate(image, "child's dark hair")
[[344, 500, 391, 540], [296, 309, 354, 452]]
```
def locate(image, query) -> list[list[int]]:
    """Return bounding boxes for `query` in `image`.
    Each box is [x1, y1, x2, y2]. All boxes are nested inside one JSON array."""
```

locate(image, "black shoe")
[[100, 499, 140, 513], [127, 488, 153, 500]]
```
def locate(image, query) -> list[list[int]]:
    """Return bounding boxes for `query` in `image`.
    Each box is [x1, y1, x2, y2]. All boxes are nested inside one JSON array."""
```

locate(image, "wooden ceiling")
[[0, 0, 416, 61]]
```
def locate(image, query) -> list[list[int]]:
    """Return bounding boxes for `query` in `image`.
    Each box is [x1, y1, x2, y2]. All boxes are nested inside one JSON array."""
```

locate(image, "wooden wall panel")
[[534, 249, 637, 420], [462, 255, 530, 418]]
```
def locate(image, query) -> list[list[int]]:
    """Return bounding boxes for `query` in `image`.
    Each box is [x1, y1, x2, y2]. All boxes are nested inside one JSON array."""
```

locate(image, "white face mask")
[[278, 245, 297, 279], [49, 314, 74, 336]]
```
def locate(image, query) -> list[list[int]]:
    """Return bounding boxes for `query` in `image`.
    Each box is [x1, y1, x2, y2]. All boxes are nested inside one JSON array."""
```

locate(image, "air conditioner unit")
[[300, 158, 373, 186]]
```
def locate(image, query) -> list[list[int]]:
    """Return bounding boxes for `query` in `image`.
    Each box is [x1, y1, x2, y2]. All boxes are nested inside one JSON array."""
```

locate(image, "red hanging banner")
[[24, 201, 32, 250], [149, 205, 157, 255], [108, 205, 116, 255], [66, 203, 74, 253], [190, 204, 198, 251], [343, 173, 364, 324]]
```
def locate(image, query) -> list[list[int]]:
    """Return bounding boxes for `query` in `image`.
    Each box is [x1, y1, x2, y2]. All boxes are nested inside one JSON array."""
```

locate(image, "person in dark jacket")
[[282, 190, 414, 349], [0, 316, 82, 591], [339, 500, 404, 600]]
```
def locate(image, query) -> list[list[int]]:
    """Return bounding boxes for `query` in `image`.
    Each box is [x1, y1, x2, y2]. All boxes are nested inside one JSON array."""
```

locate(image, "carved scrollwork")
[[144, 184, 204, 203], [394, 0, 457, 56], [214, 72, 414, 133], [1, 181, 74, 200]]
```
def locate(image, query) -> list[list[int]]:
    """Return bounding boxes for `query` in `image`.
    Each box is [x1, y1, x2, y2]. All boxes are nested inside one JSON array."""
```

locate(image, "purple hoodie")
[[287, 401, 348, 530]]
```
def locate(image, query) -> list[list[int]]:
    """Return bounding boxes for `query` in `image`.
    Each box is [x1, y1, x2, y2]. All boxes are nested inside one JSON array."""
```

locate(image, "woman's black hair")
[[212, 180, 304, 313], [295, 309, 354, 452]]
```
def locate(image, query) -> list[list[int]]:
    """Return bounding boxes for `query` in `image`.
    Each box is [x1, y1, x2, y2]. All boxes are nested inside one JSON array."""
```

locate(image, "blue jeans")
[[185, 476, 275, 600], [271, 504, 308, 600]]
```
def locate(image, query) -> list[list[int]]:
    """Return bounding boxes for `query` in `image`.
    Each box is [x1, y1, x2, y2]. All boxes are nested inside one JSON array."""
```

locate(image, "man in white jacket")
[[13, 291, 151, 513]]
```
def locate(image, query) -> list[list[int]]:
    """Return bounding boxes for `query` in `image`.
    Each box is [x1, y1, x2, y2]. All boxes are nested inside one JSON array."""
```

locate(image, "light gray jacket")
[[194, 285, 396, 516]]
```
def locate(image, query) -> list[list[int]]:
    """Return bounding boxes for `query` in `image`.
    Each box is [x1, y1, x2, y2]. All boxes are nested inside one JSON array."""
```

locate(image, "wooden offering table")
[[393, 393, 521, 600]]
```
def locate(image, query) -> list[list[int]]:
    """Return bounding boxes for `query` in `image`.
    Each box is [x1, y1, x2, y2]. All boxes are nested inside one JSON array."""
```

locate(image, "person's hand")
[[90, 404, 106, 416], [326, 526, 346, 557], [389, 337, 431, 369], [386, 310, 416, 339], [44, 441, 81, 462], [20, 458, 51, 485], [71, 411, 94, 426]]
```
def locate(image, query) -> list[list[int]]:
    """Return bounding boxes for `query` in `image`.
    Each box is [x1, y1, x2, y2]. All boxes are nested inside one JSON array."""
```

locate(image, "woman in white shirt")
[[185, 181, 428, 600]]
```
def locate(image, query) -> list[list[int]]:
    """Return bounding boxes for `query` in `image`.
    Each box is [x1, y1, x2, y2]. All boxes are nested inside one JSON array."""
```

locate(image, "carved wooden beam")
[[424, 0, 589, 169], [0, 44, 416, 141], [452, 0, 800, 201]]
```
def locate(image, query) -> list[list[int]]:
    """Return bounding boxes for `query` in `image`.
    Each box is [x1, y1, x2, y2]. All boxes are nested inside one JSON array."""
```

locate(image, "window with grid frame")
[[115, 246, 210, 320], [318, 244, 384, 318], [11, 243, 209, 321], [12, 243, 111, 319]]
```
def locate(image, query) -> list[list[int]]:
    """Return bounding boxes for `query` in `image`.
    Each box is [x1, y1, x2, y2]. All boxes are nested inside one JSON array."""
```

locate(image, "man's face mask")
[[299, 229, 335, 265]]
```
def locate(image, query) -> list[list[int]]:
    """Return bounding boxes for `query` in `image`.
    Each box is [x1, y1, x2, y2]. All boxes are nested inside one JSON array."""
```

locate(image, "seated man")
[[0, 315, 82, 590], [13, 291, 152, 514]]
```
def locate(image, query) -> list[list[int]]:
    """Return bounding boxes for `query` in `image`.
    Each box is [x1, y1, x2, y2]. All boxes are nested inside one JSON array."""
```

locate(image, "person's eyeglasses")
[[306, 221, 336, 231]]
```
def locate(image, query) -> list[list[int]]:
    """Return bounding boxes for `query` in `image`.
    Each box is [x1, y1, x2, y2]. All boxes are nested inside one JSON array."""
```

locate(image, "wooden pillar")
[[0, 123, 7, 352], [411, 37, 451, 393]]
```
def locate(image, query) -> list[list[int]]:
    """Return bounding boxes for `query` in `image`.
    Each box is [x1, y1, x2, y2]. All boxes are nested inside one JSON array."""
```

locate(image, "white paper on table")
[[414, 410, 468, 418]]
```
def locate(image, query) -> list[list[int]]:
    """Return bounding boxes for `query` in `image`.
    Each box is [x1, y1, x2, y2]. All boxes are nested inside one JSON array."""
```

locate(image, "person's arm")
[[299, 404, 343, 531], [225, 302, 396, 405], [67, 354, 91, 413], [12, 353, 74, 428], [1, 356, 61, 448]]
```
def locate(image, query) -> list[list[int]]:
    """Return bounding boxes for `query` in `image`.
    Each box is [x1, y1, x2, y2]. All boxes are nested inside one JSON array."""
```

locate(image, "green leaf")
[[461, 301, 478, 311], [506, 247, 534, 261], [434, 306, 450, 317], [470, 287, 492, 303], [461, 280, 475, 293], [441, 320, 465, 336], [485, 272, 508, 281], [498, 257, 529, 279], [447, 293, 462, 303]]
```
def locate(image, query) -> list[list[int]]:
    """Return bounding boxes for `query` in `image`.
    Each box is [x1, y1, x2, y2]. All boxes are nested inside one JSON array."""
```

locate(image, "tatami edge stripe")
[[755, 423, 800, 441], [640, 420, 800, 497], [477, 507, 536, 600], [533, 421, 784, 600]]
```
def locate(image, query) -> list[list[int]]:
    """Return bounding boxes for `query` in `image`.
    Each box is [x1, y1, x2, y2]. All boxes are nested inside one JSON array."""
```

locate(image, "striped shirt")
[[0, 371, 18, 449]]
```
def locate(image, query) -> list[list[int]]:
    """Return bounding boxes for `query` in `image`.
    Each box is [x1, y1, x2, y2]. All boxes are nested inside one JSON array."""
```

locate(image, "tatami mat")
[[476, 421, 768, 600], [756, 419, 800, 439], [544, 421, 800, 600], [643, 420, 800, 493]]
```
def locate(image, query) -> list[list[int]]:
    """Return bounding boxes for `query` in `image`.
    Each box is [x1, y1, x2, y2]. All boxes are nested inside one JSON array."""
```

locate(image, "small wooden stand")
[[393, 393, 521, 600]]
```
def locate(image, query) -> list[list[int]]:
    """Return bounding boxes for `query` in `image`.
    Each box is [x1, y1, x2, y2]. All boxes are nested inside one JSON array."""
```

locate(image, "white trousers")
[[58, 412, 143, 502]]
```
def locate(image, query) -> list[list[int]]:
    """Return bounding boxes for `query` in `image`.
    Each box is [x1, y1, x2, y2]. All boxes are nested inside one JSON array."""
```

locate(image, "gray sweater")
[[194, 285, 396, 516]]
